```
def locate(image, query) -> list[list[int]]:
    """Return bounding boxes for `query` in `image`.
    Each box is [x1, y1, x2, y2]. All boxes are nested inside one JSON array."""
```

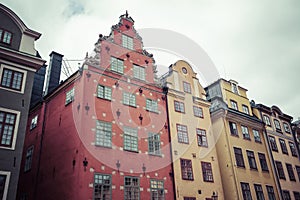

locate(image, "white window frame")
[[0, 64, 27, 94], [65, 88, 75, 105], [0, 107, 20, 150], [133, 65, 145, 81], [30, 115, 38, 130], [122, 34, 133, 50], [0, 171, 10, 200]]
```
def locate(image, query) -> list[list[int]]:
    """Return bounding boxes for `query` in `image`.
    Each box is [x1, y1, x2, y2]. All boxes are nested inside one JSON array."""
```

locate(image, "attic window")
[[182, 67, 187, 74], [122, 34, 133, 50], [230, 80, 239, 94], [30, 115, 38, 130], [0, 29, 12, 45]]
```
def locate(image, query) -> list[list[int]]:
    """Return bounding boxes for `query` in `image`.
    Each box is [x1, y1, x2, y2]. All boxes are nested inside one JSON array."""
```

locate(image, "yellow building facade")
[[205, 79, 279, 200], [254, 104, 300, 200], [161, 60, 224, 200]]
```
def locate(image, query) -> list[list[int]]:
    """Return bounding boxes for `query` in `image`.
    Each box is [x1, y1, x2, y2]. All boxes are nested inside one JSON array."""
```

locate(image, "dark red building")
[[17, 12, 174, 200]]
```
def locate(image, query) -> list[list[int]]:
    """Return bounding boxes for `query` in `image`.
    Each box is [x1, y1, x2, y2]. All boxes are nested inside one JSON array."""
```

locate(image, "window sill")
[[148, 153, 162, 157], [95, 144, 112, 149], [96, 96, 112, 101], [231, 134, 239, 137], [124, 149, 139, 153], [146, 109, 159, 114]]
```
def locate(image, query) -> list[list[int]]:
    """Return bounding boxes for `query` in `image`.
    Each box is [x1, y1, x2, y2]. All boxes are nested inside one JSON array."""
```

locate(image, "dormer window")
[[230, 80, 239, 94], [122, 34, 133, 50], [0, 29, 12, 45]]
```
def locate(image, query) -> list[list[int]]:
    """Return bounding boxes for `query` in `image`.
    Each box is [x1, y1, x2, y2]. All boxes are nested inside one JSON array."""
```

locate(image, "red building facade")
[[18, 13, 174, 200]]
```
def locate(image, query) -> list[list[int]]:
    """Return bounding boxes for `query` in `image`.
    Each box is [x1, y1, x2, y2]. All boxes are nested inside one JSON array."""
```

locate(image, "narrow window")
[[258, 153, 269, 172], [231, 82, 239, 94], [94, 174, 112, 200], [148, 133, 161, 156], [242, 105, 249, 114], [30, 115, 38, 130], [24, 146, 34, 172], [241, 125, 250, 140], [241, 182, 252, 200], [196, 129, 208, 147], [263, 115, 271, 126], [0, 111, 17, 148], [234, 147, 245, 168], [201, 162, 213, 182], [275, 161, 285, 179], [133, 65, 145, 81], [122, 34, 133, 50], [283, 122, 291, 133], [95, 120, 112, 148], [266, 185, 276, 200], [289, 142, 298, 157], [177, 124, 189, 144], [0, 174, 9, 200], [268, 136, 278, 151], [123, 127, 138, 152], [183, 82, 191, 93], [124, 177, 139, 200], [253, 129, 261, 143], [65, 88, 75, 105], [247, 150, 257, 170], [180, 159, 193, 180], [230, 100, 238, 110], [296, 166, 300, 182], [150, 179, 164, 200], [0, 30, 12, 44], [274, 119, 282, 132], [282, 190, 291, 200], [254, 184, 264, 200], [286, 163, 296, 181], [229, 121, 238, 136], [279, 139, 288, 155]]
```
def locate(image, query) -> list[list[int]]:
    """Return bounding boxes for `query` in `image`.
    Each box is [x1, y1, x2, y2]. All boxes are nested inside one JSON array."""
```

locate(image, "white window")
[[30, 115, 38, 130], [123, 127, 138, 152], [111, 57, 124, 74], [242, 105, 249, 114], [65, 88, 75, 105], [253, 129, 261, 142], [0, 29, 12, 44], [230, 100, 238, 110], [24, 146, 34, 172], [241, 125, 250, 140], [183, 82, 191, 93], [263, 115, 271, 126], [123, 92, 136, 107], [97, 85, 112, 100], [146, 99, 158, 113], [133, 65, 145, 81], [122, 34, 133, 50], [0, 171, 10, 200]]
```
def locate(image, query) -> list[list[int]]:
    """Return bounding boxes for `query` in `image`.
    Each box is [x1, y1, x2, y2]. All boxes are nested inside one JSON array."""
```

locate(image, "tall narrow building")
[[205, 79, 279, 200], [161, 60, 224, 200], [253, 104, 300, 199], [0, 4, 45, 199], [18, 12, 175, 199]]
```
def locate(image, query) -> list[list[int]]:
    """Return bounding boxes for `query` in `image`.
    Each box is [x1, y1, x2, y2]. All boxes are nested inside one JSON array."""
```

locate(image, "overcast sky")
[[2, 0, 300, 120]]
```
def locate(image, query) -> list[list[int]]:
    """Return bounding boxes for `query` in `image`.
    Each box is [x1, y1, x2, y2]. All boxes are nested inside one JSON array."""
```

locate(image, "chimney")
[[45, 51, 63, 95], [30, 64, 46, 108]]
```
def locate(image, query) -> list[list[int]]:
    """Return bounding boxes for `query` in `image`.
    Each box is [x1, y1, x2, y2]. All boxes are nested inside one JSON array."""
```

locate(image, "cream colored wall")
[[166, 60, 223, 199], [220, 80, 253, 116], [211, 80, 279, 200], [19, 34, 37, 56]]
